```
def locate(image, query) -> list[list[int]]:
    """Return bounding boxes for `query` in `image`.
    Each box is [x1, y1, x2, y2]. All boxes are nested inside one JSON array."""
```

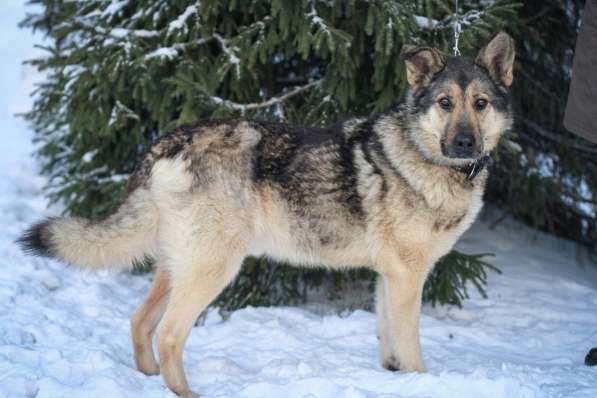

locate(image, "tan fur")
[[48, 188, 159, 269], [25, 33, 515, 397], [131, 266, 169, 376]]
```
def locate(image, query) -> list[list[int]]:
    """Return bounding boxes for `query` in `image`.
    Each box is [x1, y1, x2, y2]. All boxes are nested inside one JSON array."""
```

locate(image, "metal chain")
[[453, 0, 462, 56]]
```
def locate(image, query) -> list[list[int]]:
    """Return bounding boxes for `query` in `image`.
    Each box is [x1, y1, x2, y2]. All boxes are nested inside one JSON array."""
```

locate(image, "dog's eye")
[[475, 98, 488, 111], [438, 97, 452, 111]]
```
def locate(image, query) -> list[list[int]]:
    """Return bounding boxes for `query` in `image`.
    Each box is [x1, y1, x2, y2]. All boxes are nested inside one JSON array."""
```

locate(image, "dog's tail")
[[17, 188, 159, 270]]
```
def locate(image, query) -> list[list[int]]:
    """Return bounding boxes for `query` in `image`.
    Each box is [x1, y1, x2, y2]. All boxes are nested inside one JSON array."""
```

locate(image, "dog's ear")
[[400, 46, 446, 89], [476, 31, 515, 87]]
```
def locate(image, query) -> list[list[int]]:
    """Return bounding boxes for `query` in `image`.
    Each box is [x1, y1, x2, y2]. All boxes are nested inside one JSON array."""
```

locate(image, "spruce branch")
[[424, 251, 500, 308], [210, 80, 323, 113]]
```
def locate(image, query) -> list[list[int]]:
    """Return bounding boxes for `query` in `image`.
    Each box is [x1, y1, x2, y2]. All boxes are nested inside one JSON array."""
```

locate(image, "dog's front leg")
[[377, 257, 428, 373], [375, 276, 396, 367]]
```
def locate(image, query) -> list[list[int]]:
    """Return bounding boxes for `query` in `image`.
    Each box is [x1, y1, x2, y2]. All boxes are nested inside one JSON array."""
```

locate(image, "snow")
[[108, 100, 141, 127], [2, 2, 597, 398], [306, 6, 330, 35], [100, 0, 128, 19], [525, 153, 596, 219], [577, 179, 596, 217], [146, 46, 180, 60], [458, 10, 484, 27], [168, 5, 198, 33], [82, 150, 98, 164], [212, 34, 241, 77], [110, 28, 159, 39], [414, 16, 439, 29]]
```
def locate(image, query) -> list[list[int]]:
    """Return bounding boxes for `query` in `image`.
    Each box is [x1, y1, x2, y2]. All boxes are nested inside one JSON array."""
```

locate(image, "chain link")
[[453, 0, 461, 56]]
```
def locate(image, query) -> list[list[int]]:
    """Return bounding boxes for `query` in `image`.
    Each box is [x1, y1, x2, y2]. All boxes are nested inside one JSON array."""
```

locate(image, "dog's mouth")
[[450, 155, 491, 181]]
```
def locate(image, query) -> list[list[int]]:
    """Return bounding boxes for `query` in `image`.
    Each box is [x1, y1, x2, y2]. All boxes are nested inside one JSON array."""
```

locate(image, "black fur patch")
[[251, 119, 365, 218], [350, 119, 388, 198], [411, 85, 433, 113], [16, 219, 55, 258]]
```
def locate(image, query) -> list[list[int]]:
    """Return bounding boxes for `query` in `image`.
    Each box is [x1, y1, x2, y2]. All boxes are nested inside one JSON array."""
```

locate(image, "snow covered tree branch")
[[211, 80, 322, 113]]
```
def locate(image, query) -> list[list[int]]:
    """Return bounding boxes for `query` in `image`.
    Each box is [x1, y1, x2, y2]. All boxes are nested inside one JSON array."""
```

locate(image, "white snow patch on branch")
[[145, 46, 179, 60], [414, 15, 439, 29], [306, 5, 330, 35], [109, 100, 140, 127], [145, 36, 214, 60], [458, 10, 484, 27], [110, 28, 159, 39], [213, 33, 241, 77], [102, 0, 128, 18], [81, 149, 98, 164], [168, 5, 198, 33]]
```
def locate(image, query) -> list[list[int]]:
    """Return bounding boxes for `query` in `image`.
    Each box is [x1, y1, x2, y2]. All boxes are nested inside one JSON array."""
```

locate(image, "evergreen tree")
[[486, 0, 597, 257], [21, 0, 524, 310]]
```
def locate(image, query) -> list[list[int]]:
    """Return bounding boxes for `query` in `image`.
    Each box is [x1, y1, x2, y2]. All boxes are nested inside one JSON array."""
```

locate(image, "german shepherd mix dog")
[[19, 32, 515, 397]]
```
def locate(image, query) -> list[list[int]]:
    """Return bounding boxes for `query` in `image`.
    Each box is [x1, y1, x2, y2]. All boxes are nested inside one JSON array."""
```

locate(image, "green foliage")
[[217, 257, 311, 309], [219, 253, 500, 312], [424, 252, 500, 308], [21, 0, 522, 310]]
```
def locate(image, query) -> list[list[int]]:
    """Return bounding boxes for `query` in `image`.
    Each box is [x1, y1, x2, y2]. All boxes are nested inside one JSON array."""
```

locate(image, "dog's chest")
[[429, 194, 478, 233], [375, 176, 484, 259]]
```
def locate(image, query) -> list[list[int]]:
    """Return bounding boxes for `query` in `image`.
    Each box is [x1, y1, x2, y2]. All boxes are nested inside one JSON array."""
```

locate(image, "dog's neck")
[[370, 111, 487, 209]]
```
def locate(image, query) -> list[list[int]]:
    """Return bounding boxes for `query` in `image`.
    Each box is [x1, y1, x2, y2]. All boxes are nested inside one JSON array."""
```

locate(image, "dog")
[[18, 32, 515, 397]]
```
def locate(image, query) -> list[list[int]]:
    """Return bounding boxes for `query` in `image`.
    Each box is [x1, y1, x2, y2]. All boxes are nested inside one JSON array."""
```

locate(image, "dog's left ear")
[[401, 46, 446, 89], [476, 31, 515, 87]]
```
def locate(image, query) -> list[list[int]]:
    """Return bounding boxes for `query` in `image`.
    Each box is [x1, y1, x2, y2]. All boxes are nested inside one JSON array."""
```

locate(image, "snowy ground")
[[2, 3, 597, 398]]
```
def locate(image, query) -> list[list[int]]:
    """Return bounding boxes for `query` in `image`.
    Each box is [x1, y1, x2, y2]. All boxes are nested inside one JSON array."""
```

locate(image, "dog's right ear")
[[400, 46, 446, 89]]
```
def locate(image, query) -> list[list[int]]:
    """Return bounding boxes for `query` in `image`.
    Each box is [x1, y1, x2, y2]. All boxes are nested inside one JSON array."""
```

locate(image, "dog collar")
[[452, 155, 491, 181]]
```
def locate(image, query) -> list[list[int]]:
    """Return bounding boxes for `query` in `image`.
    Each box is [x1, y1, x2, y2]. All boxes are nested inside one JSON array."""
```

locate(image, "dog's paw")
[[382, 356, 400, 372], [382, 356, 427, 373], [137, 361, 160, 376], [181, 390, 200, 398]]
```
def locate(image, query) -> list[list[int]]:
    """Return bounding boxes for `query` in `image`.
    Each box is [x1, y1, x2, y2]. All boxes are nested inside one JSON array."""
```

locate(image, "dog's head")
[[401, 32, 515, 166]]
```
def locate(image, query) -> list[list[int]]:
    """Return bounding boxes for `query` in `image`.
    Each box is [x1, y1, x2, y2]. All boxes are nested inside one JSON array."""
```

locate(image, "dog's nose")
[[452, 132, 475, 158]]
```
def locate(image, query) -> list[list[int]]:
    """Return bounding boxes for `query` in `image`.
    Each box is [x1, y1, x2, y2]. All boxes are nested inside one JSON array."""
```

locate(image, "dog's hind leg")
[[131, 266, 170, 375], [155, 230, 248, 398]]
